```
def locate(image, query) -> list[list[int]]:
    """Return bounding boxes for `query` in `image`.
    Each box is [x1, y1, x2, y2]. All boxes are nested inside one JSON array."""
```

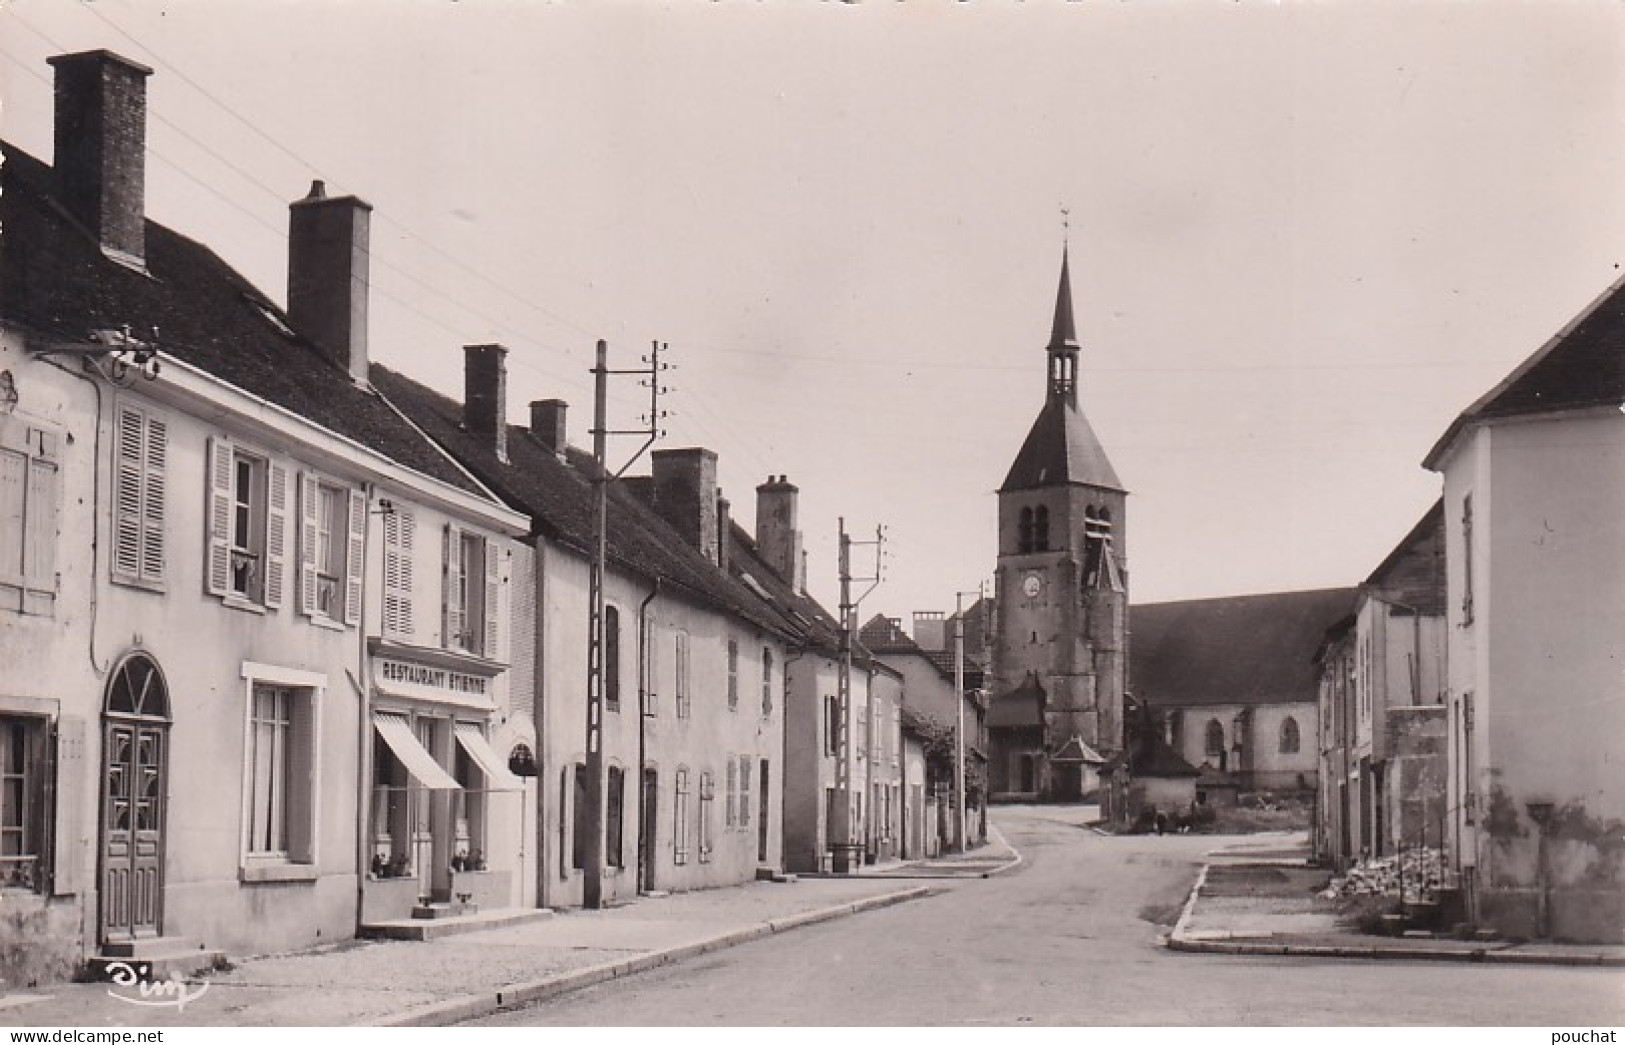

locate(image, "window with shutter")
[[725, 758, 736, 828], [344, 490, 365, 626], [674, 632, 690, 719], [738, 755, 751, 827], [0, 418, 62, 615], [381, 507, 415, 639], [205, 436, 286, 609], [482, 538, 500, 658], [697, 771, 713, 862], [109, 403, 165, 589], [726, 640, 738, 711]]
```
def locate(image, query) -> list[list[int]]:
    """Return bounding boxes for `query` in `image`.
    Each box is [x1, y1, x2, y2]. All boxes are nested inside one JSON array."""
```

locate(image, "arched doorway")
[[100, 653, 170, 944]]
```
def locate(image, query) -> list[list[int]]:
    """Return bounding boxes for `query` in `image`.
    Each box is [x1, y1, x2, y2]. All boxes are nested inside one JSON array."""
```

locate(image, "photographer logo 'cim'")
[[105, 961, 211, 1012]]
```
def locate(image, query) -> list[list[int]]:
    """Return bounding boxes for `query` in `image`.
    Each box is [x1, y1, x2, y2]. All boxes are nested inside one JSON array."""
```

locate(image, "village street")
[[474, 806, 1625, 1027]]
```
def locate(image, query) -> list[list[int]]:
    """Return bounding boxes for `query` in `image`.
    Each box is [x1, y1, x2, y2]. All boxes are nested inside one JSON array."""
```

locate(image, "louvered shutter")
[[205, 437, 233, 595], [483, 537, 500, 658], [382, 508, 415, 639], [50, 715, 85, 895], [298, 473, 319, 617], [442, 524, 463, 650], [111, 405, 144, 579], [344, 489, 365, 626], [139, 416, 166, 582], [264, 461, 289, 609]]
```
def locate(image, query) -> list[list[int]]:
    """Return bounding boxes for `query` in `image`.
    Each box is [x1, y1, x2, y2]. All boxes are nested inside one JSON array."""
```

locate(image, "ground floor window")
[[571, 763, 588, 871], [368, 710, 473, 893], [698, 771, 714, 862], [0, 715, 46, 891], [606, 766, 625, 869], [674, 767, 691, 865]]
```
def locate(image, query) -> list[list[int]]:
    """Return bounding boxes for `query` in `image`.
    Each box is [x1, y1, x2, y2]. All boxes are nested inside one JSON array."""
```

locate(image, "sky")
[[3, 1, 1623, 630]]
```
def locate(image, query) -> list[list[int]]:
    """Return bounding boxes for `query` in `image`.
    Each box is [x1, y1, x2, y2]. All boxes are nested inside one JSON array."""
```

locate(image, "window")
[[241, 667, 322, 875], [1460, 495, 1475, 626], [1018, 507, 1033, 554], [298, 476, 363, 624], [0, 417, 61, 615], [697, 771, 714, 862], [444, 526, 499, 656], [761, 648, 774, 716], [870, 700, 882, 765], [675, 632, 691, 719], [824, 696, 840, 757], [0, 715, 46, 890], [110, 401, 165, 589], [604, 606, 621, 712], [606, 767, 625, 869], [727, 639, 739, 711], [1462, 692, 1477, 825], [738, 755, 752, 828], [571, 763, 588, 870], [1279, 716, 1300, 755], [207, 438, 288, 609], [1033, 506, 1050, 552], [381, 507, 415, 639], [673, 767, 691, 865], [1205, 720, 1225, 757]]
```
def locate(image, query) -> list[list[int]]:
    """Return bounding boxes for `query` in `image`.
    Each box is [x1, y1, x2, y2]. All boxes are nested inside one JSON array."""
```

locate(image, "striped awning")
[[372, 711, 460, 791], [453, 723, 524, 791]]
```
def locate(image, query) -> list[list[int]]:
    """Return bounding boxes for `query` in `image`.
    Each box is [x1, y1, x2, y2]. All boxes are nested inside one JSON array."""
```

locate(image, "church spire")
[[1046, 247, 1081, 407]]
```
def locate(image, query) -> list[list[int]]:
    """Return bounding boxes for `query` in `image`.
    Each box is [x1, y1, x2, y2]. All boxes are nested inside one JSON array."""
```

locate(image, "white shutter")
[[382, 507, 415, 639], [298, 473, 319, 617], [344, 489, 365, 626], [483, 537, 500, 658], [138, 415, 165, 582], [442, 524, 463, 650], [205, 437, 233, 595], [111, 405, 144, 579], [264, 460, 289, 610], [50, 715, 86, 895]]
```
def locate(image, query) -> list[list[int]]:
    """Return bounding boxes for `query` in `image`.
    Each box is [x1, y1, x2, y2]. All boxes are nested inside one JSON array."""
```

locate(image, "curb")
[[373, 884, 935, 1027], [1165, 863, 1625, 968]]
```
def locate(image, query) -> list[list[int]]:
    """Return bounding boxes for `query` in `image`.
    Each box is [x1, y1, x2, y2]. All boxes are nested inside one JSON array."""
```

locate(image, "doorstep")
[[360, 907, 554, 942]]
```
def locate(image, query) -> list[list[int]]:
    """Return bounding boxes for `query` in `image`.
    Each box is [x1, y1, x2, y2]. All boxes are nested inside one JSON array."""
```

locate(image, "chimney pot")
[[49, 50, 153, 265], [463, 344, 509, 463]]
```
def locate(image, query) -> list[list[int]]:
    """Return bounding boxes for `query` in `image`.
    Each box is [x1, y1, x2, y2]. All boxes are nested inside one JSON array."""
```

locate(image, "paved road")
[[473, 806, 1625, 1026]]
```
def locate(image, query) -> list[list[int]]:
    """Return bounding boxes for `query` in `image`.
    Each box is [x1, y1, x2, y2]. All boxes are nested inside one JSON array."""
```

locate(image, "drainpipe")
[[533, 539, 549, 909], [354, 483, 380, 932], [635, 580, 660, 894]]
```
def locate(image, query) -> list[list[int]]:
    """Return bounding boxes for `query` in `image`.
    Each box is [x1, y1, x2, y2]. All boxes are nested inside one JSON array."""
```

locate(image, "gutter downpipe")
[[354, 482, 379, 934], [636, 579, 660, 894]]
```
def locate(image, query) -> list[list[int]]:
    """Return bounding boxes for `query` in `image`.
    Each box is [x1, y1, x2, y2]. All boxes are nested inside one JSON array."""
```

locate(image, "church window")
[[1018, 508, 1034, 554], [1033, 507, 1050, 551], [1204, 720, 1225, 758], [1279, 716, 1300, 754]]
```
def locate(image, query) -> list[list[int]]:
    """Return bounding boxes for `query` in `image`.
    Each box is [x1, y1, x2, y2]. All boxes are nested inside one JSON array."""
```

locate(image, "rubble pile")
[[1319, 847, 1445, 903]]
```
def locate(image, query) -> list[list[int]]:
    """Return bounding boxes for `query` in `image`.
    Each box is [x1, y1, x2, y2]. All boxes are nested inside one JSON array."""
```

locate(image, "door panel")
[[101, 722, 166, 940]]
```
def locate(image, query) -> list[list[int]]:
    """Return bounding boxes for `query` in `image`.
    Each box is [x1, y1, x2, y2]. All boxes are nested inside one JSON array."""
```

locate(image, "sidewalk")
[[2, 877, 933, 1028], [821, 821, 1025, 881], [1167, 837, 1625, 967]]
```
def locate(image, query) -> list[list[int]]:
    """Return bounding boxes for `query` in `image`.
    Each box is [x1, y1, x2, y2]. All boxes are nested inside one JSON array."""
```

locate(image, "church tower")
[[987, 249, 1128, 802]]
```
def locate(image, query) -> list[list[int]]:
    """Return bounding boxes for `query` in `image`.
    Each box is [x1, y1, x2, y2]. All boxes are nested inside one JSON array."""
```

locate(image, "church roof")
[[999, 398, 1124, 493], [1132, 587, 1357, 709]]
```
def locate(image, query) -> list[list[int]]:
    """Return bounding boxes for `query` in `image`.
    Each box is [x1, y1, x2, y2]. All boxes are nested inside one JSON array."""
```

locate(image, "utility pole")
[[951, 584, 983, 853], [832, 518, 884, 872], [584, 338, 669, 909]]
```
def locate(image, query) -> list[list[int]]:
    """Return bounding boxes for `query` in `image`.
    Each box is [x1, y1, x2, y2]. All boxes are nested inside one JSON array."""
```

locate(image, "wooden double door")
[[100, 654, 170, 944]]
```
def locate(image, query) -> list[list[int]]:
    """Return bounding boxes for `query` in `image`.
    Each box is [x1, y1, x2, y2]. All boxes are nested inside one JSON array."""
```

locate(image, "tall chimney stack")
[[651, 448, 719, 564], [463, 344, 509, 463], [755, 475, 804, 592], [49, 50, 153, 266], [529, 399, 568, 459], [288, 180, 372, 385]]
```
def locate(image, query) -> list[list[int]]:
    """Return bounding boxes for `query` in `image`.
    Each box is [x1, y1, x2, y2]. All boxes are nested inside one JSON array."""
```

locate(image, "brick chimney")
[[48, 50, 153, 267], [651, 448, 719, 564], [463, 344, 508, 462], [755, 475, 804, 592], [288, 180, 372, 385], [529, 399, 567, 458]]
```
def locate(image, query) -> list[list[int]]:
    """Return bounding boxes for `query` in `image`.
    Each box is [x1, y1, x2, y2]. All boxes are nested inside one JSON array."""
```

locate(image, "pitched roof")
[[368, 365, 796, 640], [0, 142, 482, 496], [1363, 499, 1446, 616], [999, 398, 1124, 493], [726, 520, 850, 659], [1130, 731, 1202, 778], [1050, 734, 1106, 765], [1425, 270, 1625, 469], [1131, 587, 1357, 709]]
